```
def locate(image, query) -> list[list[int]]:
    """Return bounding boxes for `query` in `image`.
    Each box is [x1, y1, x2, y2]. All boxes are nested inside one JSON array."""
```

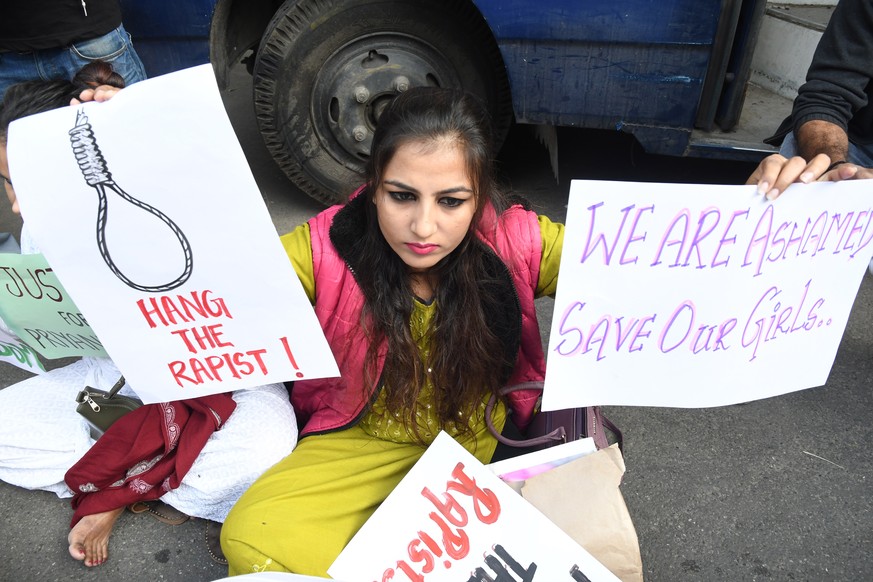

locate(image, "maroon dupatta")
[[64, 394, 236, 527]]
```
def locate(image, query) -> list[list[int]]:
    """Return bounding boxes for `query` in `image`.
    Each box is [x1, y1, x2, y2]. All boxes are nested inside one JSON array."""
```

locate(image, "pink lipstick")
[[406, 242, 439, 255]]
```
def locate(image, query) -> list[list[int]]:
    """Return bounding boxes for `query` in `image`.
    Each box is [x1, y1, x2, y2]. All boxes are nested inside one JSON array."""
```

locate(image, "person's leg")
[[221, 426, 426, 577], [161, 383, 298, 523], [0, 51, 41, 101], [221, 405, 502, 577], [67, 507, 125, 567], [0, 359, 94, 495], [0, 24, 147, 100], [62, 25, 148, 86], [777, 131, 799, 159], [848, 141, 873, 169]]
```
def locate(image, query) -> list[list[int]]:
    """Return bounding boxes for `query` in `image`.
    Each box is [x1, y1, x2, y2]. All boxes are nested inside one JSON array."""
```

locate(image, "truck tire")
[[253, 0, 512, 205]]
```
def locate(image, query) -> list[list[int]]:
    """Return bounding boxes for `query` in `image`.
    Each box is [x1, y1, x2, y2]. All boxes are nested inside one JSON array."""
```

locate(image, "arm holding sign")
[[747, 0, 873, 200], [0, 63, 298, 570]]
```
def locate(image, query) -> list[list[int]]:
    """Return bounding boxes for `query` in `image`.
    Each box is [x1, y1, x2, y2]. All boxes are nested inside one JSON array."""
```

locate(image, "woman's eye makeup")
[[383, 187, 472, 207], [388, 190, 416, 202], [439, 196, 466, 207]]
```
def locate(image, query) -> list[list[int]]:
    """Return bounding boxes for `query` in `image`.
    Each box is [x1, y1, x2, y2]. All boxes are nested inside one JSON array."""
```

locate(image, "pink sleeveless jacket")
[[291, 194, 547, 437]]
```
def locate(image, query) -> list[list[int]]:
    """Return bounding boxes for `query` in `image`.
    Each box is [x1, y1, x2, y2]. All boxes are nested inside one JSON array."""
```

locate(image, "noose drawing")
[[69, 109, 193, 292]]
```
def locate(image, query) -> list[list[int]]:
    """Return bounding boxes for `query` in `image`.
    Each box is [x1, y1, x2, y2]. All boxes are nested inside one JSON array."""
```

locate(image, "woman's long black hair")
[[354, 87, 515, 442]]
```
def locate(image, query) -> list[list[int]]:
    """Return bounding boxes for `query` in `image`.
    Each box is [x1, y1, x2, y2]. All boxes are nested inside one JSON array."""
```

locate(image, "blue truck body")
[[118, 0, 770, 202]]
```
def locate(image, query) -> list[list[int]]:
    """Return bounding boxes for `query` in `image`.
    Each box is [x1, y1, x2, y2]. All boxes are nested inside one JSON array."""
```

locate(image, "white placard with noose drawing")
[[8, 65, 339, 403]]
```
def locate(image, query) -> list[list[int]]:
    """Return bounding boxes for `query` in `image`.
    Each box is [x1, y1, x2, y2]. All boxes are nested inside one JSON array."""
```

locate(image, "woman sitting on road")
[[219, 85, 563, 576]]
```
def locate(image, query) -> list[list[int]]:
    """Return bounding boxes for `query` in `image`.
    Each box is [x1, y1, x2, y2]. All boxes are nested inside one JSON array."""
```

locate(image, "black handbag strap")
[[76, 375, 126, 404], [101, 375, 126, 399]]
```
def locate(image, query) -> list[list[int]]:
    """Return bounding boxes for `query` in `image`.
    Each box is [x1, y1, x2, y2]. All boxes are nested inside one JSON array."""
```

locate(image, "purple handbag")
[[485, 382, 623, 451]]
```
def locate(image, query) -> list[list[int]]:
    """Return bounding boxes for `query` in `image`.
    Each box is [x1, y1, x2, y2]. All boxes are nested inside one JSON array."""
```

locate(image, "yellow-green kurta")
[[221, 215, 563, 577]]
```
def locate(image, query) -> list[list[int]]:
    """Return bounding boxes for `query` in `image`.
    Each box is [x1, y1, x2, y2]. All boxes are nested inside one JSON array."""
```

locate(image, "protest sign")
[[0, 252, 107, 360], [487, 437, 597, 488], [0, 325, 43, 374], [329, 431, 619, 582], [544, 179, 873, 410], [7, 64, 339, 403]]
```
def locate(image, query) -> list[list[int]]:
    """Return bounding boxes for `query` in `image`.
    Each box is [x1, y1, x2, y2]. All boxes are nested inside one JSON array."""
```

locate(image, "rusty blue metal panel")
[[119, 0, 215, 76], [473, 0, 721, 44], [120, 0, 214, 36], [497, 41, 711, 125], [473, 0, 723, 154]]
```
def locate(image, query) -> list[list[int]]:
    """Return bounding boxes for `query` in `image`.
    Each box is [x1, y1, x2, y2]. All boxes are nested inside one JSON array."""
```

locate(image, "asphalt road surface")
[[0, 65, 870, 582]]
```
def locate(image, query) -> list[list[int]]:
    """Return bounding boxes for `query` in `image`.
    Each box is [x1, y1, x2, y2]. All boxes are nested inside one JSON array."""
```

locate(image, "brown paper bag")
[[520, 444, 644, 582]]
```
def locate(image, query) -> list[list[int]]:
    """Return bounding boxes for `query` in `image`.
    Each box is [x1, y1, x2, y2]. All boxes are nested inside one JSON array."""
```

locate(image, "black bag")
[[75, 376, 142, 438], [486, 381, 622, 452]]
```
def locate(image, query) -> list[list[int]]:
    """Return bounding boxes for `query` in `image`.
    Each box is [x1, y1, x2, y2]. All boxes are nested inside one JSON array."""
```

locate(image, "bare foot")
[[67, 507, 125, 567]]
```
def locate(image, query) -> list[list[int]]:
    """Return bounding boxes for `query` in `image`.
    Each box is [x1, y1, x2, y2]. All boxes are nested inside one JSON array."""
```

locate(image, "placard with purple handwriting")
[[544, 179, 873, 410]]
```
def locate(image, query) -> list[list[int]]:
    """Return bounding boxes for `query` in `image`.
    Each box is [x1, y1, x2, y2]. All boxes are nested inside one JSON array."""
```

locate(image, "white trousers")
[[0, 357, 298, 523]]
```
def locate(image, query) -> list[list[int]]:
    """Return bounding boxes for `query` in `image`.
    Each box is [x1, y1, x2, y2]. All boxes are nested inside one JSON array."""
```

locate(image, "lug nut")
[[394, 76, 410, 93], [354, 87, 370, 103], [352, 126, 368, 142]]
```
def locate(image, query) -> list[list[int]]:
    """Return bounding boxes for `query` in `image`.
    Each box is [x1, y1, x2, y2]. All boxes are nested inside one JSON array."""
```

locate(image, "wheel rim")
[[311, 33, 463, 171]]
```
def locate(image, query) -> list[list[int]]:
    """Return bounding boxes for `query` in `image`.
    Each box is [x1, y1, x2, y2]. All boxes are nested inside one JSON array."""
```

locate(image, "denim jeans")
[[779, 131, 873, 168], [0, 233, 20, 253], [0, 24, 147, 100]]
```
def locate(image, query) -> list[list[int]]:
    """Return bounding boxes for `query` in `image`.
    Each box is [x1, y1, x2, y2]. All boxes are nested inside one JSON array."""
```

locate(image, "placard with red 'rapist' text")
[[544, 179, 873, 410], [329, 431, 619, 582], [7, 65, 339, 403]]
